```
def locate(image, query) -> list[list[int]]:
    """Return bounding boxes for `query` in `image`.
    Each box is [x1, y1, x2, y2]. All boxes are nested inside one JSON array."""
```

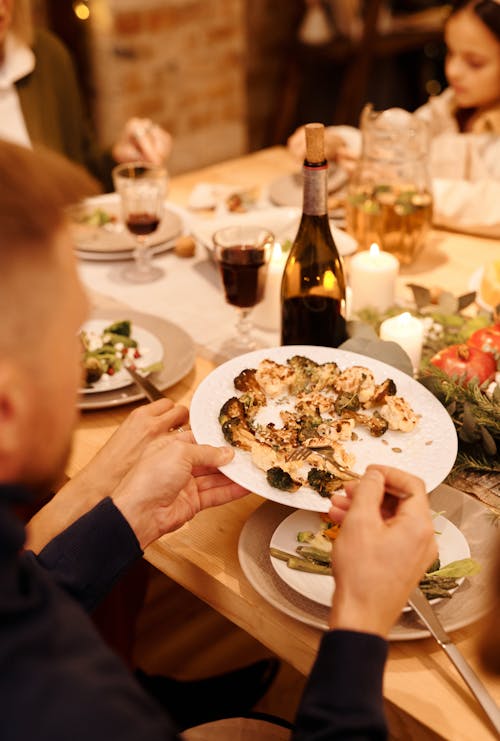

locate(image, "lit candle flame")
[[369, 242, 380, 257], [272, 241, 283, 262]]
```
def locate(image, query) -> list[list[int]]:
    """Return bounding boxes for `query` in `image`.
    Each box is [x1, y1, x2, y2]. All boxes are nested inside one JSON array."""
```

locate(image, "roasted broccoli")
[[288, 355, 320, 394], [307, 468, 344, 497], [218, 397, 255, 450], [334, 392, 360, 415], [266, 466, 300, 492], [233, 369, 266, 419]]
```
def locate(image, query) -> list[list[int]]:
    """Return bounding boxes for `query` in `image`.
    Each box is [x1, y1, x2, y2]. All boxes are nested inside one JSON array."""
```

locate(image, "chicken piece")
[[379, 396, 418, 432], [255, 359, 295, 397]]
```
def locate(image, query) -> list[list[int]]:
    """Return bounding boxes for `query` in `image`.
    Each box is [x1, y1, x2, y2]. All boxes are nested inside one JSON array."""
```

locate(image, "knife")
[[408, 586, 500, 735], [125, 365, 166, 402]]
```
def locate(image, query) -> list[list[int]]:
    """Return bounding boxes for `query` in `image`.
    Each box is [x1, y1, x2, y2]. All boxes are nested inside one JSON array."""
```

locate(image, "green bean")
[[269, 547, 297, 562], [287, 557, 332, 575]]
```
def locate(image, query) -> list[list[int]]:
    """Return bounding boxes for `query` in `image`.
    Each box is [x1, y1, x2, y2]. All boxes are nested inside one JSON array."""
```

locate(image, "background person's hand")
[[112, 431, 249, 549], [328, 465, 437, 637], [112, 117, 173, 166]]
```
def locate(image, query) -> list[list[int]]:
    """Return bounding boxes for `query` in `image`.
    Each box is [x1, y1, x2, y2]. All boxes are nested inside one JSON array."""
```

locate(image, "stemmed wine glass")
[[213, 225, 273, 355], [112, 162, 168, 283]]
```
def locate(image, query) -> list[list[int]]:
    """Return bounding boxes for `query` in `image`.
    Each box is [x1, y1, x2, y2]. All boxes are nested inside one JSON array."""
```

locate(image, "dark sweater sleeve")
[[292, 630, 388, 741], [34, 498, 142, 612]]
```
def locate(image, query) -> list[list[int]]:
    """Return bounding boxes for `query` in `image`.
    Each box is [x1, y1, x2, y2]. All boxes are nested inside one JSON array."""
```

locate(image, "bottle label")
[[303, 163, 328, 216]]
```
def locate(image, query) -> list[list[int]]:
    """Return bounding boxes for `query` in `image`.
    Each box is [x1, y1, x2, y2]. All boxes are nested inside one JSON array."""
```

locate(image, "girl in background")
[[288, 0, 500, 236]]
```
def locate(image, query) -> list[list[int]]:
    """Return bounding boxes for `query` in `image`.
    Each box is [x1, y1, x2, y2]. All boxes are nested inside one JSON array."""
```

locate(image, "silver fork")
[[287, 445, 361, 479], [287, 445, 413, 500]]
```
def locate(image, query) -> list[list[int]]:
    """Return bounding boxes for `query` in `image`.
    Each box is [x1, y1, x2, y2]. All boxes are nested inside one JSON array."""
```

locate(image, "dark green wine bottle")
[[281, 123, 347, 348]]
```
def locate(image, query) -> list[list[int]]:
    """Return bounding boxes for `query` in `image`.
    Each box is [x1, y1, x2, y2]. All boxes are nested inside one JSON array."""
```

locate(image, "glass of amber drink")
[[346, 105, 432, 266]]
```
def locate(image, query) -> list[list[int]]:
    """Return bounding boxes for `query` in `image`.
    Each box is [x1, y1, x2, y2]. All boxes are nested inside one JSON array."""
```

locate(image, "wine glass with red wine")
[[112, 162, 168, 283], [213, 225, 273, 354]]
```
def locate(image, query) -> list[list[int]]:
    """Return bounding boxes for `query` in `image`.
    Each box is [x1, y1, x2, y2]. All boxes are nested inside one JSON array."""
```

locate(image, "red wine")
[[219, 246, 268, 308], [126, 212, 160, 236], [282, 295, 347, 346]]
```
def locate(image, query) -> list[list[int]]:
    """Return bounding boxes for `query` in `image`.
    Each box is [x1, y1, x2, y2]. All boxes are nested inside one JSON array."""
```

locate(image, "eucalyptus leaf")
[[426, 558, 481, 579], [346, 320, 379, 341], [479, 425, 498, 456], [457, 291, 477, 311], [406, 283, 431, 310], [459, 403, 480, 443], [438, 291, 459, 314], [339, 338, 414, 376]]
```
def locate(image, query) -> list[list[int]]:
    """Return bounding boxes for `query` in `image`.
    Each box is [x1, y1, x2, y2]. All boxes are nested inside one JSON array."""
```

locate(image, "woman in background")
[[0, 0, 172, 189], [288, 0, 500, 236]]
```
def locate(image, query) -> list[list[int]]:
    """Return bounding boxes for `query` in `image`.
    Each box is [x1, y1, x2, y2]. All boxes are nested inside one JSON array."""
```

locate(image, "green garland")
[[355, 289, 499, 476]]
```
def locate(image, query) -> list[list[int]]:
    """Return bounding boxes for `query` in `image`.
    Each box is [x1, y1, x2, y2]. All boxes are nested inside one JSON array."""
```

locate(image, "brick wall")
[[87, 0, 300, 174]]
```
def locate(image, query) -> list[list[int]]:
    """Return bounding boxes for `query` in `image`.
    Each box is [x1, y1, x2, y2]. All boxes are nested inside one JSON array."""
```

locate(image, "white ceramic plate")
[[191, 206, 357, 257], [190, 345, 458, 513], [238, 490, 494, 640], [78, 309, 195, 410], [69, 193, 183, 256], [80, 319, 164, 394], [270, 509, 470, 609]]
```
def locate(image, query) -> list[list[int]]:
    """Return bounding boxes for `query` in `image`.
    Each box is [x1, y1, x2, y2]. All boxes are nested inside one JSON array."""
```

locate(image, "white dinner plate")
[[238, 489, 494, 641], [69, 193, 183, 257], [191, 206, 357, 257], [190, 345, 458, 513], [270, 509, 470, 609], [80, 319, 164, 394], [78, 309, 195, 410]]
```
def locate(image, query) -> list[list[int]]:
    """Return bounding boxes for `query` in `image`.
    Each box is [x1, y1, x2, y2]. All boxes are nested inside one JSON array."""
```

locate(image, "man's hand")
[[26, 400, 188, 551], [112, 431, 248, 549], [328, 465, 437, 638]]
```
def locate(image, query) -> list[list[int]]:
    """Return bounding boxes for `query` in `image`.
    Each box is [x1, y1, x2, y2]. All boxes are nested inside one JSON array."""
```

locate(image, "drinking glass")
[[213, 225, 273, 354], [112, 162, 168, 283]]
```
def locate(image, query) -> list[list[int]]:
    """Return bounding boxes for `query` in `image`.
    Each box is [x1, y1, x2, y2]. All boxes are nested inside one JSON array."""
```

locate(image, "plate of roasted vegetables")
[[269, 509, 476, 609], [80, 319, 164, 394], [69, 193, 183, 259], [189, 345, 458, 512]]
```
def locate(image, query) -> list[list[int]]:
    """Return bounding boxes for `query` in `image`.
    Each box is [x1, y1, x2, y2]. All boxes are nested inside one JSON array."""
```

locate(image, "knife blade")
[[125, 365, 166, 402], [408, 586, 500, 735]]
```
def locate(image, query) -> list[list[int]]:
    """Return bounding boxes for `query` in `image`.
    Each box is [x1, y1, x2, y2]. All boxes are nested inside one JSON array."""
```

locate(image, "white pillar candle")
[[379, 312, 424, 371], [349, 243, 399, 313], [253, 241, 288, 331]]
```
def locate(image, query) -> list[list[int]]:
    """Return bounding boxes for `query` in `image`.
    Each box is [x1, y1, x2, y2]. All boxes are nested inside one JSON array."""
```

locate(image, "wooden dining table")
[[68, 147, 500, 740]]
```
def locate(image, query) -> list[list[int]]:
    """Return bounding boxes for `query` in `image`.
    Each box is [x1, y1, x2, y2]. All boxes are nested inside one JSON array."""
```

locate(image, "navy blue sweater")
[[0, 485, 388, 740]]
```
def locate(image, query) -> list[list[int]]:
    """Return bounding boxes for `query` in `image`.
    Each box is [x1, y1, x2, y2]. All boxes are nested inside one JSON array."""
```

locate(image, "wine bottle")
[[280, 122, 347, 347]]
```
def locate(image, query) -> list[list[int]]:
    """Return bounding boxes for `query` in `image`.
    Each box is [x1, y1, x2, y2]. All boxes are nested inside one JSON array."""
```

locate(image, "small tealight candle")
[[379, 312, 424, 371], [253, 241, 288, 332], [349, 243, 399, 313]]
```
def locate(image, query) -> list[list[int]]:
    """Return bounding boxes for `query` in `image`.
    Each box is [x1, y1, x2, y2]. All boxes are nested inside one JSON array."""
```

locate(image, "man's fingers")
[[184, 442, 234, 470]]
